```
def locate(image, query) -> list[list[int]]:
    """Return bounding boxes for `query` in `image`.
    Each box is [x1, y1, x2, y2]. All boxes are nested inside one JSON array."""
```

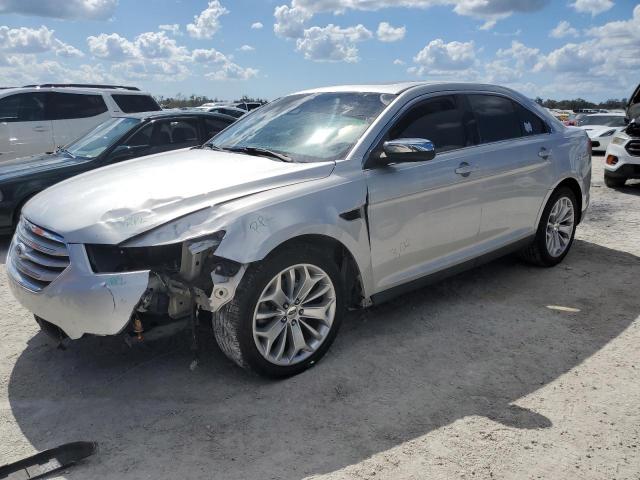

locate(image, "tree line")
[[156, 94, 268, 108], [534, 97, 628, 111]]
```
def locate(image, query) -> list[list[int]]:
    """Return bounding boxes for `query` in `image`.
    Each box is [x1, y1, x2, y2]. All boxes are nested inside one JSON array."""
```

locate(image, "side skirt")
[[370, 236, 534, 306]]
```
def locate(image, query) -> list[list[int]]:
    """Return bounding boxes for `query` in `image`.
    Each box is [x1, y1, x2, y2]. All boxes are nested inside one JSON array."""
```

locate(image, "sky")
[[0, 0, 638, 102]]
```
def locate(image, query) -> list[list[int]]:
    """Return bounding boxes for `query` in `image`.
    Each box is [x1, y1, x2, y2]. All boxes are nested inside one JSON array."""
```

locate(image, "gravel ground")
[[0, 156, 638, 480]]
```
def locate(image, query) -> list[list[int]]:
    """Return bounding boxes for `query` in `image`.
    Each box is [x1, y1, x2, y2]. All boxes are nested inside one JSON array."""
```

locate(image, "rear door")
[[464, 94, 555, 248], [0, 92, 53, 161], [49, 92, 110, 147]]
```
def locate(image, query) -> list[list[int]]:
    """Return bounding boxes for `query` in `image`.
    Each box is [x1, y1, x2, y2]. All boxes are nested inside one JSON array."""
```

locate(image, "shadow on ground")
[[6, 239, 640, 479]]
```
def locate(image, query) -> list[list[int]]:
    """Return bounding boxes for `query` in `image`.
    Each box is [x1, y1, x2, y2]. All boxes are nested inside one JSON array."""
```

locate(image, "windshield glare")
[[579, 115, 626, 127], [209, 92, 395, 162], [66, 117, 141, 159]]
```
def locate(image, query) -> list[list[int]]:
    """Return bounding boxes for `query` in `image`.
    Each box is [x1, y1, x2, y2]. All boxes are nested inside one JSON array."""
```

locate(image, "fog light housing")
[[606, 155, 618, 166]]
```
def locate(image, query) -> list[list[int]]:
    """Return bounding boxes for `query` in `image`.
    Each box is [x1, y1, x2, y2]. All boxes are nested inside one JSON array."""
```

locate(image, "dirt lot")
[[0, 156, 638, 480]]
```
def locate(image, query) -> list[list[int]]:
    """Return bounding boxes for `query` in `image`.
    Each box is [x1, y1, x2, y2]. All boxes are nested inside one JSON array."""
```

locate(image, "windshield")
[[66, 117, 141, 159], [578, 115, 626, 127], [209, 92, 395, 163]]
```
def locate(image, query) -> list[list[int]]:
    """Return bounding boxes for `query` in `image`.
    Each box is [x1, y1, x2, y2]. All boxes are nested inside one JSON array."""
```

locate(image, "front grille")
[[626, 140, 640, 157], [10, 217, 70, 292]]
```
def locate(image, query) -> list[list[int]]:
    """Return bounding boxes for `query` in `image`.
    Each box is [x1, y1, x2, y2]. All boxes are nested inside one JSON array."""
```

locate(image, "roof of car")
[[0, 85, 153, 96], [294, 81, 529, 96], [586, 112, 625, 116], [116, 109, 237, 122]]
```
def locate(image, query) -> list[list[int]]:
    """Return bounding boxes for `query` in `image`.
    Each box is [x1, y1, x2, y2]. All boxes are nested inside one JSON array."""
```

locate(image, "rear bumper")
[[6, 238, 150, 339]]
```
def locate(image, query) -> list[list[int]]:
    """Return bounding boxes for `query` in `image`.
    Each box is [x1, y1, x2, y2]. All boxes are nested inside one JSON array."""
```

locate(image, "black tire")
[[212, 243, 344, 378], [604, 173, 626, 188], [519, 186, 578, 267]]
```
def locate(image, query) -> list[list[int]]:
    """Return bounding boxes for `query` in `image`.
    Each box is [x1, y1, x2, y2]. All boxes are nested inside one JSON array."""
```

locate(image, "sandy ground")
[[0, 156, 639, 480]]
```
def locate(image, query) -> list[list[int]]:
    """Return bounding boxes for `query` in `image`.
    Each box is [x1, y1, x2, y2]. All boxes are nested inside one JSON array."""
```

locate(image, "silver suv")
[[6, 82, 591, 377]]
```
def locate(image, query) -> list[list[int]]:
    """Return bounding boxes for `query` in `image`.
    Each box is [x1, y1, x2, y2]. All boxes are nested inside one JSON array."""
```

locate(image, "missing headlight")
[[86, 244, 182, 273]]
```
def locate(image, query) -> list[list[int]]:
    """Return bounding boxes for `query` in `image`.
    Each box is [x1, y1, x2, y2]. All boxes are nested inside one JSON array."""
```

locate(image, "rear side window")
[[152, 119, 199, 146], [112, 94, 161, 113], [389, 95, 470, 152], [514, 102, 549, 136], [467, 94, 521, 143], [0, 93, 47, 122], [204, 118, 232, 139], [49, 92, 108, 119]]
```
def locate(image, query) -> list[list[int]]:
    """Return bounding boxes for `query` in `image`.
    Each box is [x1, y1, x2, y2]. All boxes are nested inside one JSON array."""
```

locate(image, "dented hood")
[[23, 148, 334, 244]]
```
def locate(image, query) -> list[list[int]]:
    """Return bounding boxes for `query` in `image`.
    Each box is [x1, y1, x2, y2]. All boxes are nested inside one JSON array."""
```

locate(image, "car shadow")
[[5, 239, 640, 479]]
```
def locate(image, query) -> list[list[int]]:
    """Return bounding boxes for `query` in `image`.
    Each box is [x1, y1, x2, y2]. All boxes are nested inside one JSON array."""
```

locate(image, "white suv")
[[0, 84, 161, 162]]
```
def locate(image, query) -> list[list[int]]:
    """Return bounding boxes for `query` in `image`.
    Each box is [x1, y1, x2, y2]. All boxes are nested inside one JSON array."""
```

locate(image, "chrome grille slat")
[[16, 221, 68, 257], [9, 217, 70, 292]]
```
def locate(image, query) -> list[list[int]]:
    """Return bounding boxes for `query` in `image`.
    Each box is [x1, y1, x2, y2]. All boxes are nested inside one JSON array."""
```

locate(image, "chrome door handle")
[[32, 126, 48, 132], [538, 147, 550, 159], [455, 162, 477, 177]]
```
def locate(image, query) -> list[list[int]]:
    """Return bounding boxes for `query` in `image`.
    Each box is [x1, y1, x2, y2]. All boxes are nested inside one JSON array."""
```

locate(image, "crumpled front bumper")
[[6, 239, 150, 340]]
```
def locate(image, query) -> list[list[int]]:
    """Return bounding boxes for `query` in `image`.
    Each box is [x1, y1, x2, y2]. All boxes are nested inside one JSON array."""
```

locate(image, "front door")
[[365, 94, 482, 293], [0, 92, 53, 161]]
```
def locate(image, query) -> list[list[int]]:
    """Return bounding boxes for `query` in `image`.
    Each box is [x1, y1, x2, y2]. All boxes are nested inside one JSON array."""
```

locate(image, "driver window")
[[388, 95, 471, 154]]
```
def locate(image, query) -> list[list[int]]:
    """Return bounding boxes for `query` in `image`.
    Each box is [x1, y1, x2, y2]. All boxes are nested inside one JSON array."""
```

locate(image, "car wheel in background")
[[520, 186, 578, 267], [212, 243, 344, 378]]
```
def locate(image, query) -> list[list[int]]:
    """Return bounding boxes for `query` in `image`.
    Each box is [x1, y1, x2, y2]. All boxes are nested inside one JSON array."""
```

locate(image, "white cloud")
[[191, 48, 227, 63], [0, 26, 83, 57], [393, 58, 405, 65], [550, 20, 579, 38], [159, 24, 181, 36], [496, 40, 541, 69], [238, 44, 255, 52], [187, 0, 229, 39], [570, 0, 614, 16], [534, 42, 603, 73], [295, 24, 372, 62], [0, 0, 118, 20], [206, 62, 258, 80], [376, 22, 405, 42], [274, 4, 313, 38], [87, 32, 137, 60], [412, 38, 477, 75], [251, 22, 264, 29]]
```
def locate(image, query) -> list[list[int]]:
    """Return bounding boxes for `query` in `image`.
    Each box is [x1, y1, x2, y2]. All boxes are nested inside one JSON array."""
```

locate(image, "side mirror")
[[381, 138, 436, 165], [109, 144, 150, 161]]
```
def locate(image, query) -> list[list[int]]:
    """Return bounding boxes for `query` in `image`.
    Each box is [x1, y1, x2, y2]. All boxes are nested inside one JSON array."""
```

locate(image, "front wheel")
[[604, 173, 626, 188], [212, 244, 344, 378], [519, 187, 578, 267]]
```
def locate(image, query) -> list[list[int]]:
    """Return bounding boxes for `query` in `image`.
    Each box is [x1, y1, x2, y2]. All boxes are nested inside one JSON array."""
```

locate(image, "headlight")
[[611, 136, 627, 146], [86, 243, 182, 273], [599, 129, 616, 137]]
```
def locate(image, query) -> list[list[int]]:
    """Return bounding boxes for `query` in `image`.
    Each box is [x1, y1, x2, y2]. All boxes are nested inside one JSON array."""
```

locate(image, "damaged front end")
[[6, 217, 247, 342]]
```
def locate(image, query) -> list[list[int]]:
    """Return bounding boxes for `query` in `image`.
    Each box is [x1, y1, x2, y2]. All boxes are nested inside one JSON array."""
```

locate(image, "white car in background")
[[0, 84, 161, 162], [577, 113, 627, 153]]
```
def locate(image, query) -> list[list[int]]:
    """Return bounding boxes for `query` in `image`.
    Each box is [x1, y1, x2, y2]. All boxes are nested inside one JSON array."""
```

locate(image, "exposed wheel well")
[[555, 178, 583, 223], [264, 234, 365, 308]]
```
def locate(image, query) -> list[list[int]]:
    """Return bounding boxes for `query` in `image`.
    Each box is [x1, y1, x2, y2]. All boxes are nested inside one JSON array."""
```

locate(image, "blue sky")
[[0, 0, 638, 101]]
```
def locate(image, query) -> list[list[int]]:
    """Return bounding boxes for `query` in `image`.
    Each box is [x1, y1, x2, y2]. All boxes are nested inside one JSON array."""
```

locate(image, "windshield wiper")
[[226, 146, 293, 162]]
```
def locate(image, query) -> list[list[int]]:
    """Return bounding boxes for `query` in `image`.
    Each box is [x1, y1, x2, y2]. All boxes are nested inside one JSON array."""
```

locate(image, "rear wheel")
[[212, 244, 344, 377], [520, 187, 577, 267], [604, 173, 626, 188]]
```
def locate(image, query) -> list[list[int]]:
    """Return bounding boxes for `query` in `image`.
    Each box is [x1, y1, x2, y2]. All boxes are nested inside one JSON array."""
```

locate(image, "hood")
[[0, 152, 91, 182], [579, 125, 621, 138], [23, 148, 335, 244]]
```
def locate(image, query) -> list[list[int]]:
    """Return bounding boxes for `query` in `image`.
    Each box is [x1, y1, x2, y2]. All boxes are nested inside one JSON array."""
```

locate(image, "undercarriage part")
[[0, 441, 97, 480], [209, 263, 247, 312], [133, 317, 144, 341]]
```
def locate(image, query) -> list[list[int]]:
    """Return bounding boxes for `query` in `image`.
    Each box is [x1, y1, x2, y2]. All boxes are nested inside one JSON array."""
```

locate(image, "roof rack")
[[22, 84, 140, 91]]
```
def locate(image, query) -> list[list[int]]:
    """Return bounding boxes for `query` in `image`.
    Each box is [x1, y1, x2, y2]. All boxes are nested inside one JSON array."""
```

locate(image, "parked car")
[[193, 105, 247, 118], [576, 113, 627, 152], [0, 84, 161, 162], [0, 110, 236, 234], [603, 83, 640, 187], [234, 101, 264, 111], [6, 82, 591, 378]]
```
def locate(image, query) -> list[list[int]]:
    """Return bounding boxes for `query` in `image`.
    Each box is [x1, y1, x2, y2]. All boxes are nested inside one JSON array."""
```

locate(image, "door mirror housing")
[[380, 138, 436, 165], [109, 144, 150, 162]]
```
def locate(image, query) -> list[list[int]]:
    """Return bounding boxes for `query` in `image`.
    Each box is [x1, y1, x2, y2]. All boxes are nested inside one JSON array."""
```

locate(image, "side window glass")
[[123, 124, 153, 147], [514, 102, 548, 136], [467, 94, 521, 143], [204, 118, 230, 139], [167, 120, 199, 146], [50, 93, 107, 120], [388, 95, 469, 153], [0, 93, 46, 122]]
